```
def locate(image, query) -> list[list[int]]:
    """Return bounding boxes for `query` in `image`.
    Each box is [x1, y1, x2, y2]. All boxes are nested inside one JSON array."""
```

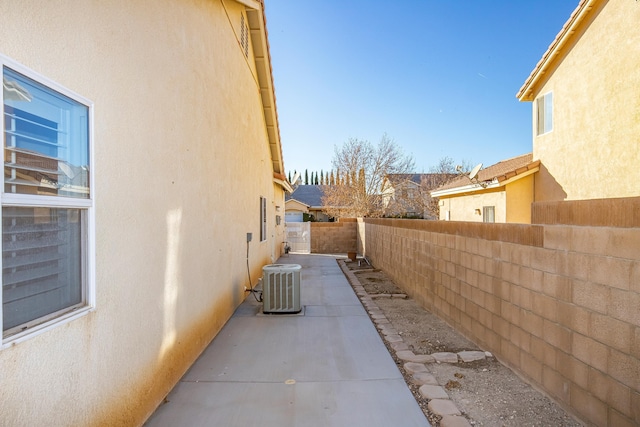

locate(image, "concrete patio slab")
[[145, 254, 430, 427]]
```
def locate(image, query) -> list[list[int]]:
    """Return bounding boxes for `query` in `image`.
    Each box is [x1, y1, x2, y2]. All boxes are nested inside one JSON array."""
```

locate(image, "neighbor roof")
[[385, 173, 457, 190], [285, 185, 328, 208], [517, 0, 600, 101], [431, 153, 540, 197]]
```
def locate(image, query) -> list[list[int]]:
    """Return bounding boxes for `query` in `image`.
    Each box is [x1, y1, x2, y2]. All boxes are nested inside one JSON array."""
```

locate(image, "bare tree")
[[380, 174, 425, 218], [420, 156, 473, 219], [322, 134, 414, 218]]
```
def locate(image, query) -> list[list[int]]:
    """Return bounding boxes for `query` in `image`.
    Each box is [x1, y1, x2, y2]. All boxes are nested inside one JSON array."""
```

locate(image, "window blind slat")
[[3, 265, 65, 287]]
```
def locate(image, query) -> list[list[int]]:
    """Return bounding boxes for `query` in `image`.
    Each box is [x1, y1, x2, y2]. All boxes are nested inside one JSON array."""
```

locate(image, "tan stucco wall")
[[285, 199, 309, 213], [0, 1, 284, 426], [439, 189, 506, 222], [530, 0, 640, 201], [505, 175, 534, 224]]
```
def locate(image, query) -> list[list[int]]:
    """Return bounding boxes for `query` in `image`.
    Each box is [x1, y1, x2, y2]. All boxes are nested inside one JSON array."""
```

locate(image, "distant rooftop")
[[385, 173, 457, 189], [285, 185, 328, 207], [434, 153, 539, 192]]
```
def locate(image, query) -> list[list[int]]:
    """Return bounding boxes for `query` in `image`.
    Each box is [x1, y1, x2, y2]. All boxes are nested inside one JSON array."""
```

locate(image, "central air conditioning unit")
[[262, 263, 302, 314]]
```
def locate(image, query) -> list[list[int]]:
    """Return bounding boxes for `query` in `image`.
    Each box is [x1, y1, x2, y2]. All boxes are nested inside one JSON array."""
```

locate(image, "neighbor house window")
[[2, 56, 94, 343], [536, 92, 553, 135], [483, 206, 495, 223], [260, 196, 266, 241]]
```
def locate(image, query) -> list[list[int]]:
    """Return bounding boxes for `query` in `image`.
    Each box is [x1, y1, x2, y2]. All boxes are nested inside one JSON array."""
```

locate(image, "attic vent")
[[240, 14, 249, 57]]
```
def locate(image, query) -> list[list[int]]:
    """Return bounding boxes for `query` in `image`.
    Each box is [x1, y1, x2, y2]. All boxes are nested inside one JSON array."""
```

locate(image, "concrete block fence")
[[363, 218, 639, 427], [310, 215, 639, 426], [309, 219, 357, 254]]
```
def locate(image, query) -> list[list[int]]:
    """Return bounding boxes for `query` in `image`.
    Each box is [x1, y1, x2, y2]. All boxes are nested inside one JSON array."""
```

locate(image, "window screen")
[[2, 61, 92, 339]]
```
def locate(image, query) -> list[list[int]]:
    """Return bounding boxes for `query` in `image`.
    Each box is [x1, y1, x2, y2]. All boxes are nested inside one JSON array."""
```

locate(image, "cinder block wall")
[[310, 219, 357, 254], [364, 218, 639, 427], [532, 196, 640, 227]]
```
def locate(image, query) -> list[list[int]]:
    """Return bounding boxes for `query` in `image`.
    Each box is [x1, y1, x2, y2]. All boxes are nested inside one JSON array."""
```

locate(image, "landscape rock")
[[396, 351, 435, 364], [431, 352, 459, 363], [404, 362, 429, 374], [390, 341, 409, 351], [412, 372, 439, 386], [458, 350, 486, 362], [427, 399, 461, 416], [440, 415, 473, 427], [419, 384, 449, 399], [384, 334, 403, 343]]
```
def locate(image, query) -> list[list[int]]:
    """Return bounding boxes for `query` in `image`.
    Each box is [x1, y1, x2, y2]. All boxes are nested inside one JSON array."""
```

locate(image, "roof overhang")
[[273, 172, 293, 193], [244, 1, 286, 175], [430, 180, 500, 198], [517, 0, 601, 101], [431, 161, 540, 198]]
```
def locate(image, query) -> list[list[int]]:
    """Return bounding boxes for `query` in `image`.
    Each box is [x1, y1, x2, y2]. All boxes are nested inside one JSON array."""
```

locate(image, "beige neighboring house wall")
[[439, 189, 506, 222], [0, 1, 289, 426], [432, 154, 539, 224], [505, 174, 535, 224], [285, 199, 309, 222], [517, 0, 640, 202]]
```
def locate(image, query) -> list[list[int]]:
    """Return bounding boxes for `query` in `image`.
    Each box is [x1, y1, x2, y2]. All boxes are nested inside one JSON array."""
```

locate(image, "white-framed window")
[[483, 206, 495, 223], [260, 196, 266, 241], [536, 92, 553, 135], [1, 55, 94, 345]]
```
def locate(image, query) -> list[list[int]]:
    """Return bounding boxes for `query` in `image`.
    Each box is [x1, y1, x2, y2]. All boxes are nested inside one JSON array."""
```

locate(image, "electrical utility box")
[[262, 264, 301, 314]]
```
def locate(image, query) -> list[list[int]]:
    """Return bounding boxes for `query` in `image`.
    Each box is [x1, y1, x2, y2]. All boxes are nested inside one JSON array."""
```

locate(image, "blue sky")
[[264, 1, 578, 176]]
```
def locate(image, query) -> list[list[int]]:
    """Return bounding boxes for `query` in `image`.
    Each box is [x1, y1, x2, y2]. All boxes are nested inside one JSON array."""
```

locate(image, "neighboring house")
[[517, 0, 640, 202], [431, 154, 540, 223], [0, 1, 291, 426], [382, 173, 454, 219], [433, 0, 640, 222], [285, 185, 331, 222]]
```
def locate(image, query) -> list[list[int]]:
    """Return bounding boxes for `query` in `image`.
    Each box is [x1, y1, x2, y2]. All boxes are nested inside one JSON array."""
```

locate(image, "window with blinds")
[[483, 206, 495, 223], [2, 59, 93, 341]]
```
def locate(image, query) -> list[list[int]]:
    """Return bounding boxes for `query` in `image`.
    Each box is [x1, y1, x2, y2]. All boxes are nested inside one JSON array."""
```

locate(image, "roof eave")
[[430, 181, 500, 198], [245, 1, 286, 175], [273, 172, 294, 193], [431, 161, 540, 198], [517, 0, 599, 101], [285, 198, 310, 208]]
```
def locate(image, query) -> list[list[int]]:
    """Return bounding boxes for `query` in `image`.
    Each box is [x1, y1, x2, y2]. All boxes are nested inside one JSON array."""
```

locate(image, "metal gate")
[[285, 222, 310, 253]]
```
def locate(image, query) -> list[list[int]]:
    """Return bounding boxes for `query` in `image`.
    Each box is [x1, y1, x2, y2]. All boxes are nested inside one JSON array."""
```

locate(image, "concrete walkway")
[[145, 254, 430, 427]]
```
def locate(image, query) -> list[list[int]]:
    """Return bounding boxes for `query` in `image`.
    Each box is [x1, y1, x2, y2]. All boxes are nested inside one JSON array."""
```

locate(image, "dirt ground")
[[345, 260, 583, 427]]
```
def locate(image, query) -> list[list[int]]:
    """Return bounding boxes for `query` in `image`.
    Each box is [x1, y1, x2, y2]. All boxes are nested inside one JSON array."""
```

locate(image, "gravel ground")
[[348, 261, 583, 427]]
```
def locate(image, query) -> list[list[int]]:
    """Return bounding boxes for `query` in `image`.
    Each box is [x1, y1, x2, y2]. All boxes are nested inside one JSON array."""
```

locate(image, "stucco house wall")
[[519, 0, 640, 202], [439, 189, 506, 222], [505, 174, 534, 224], [0, 1, 287, 425], [285, 199, 308, 222], [433, 155, 539, 224]]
